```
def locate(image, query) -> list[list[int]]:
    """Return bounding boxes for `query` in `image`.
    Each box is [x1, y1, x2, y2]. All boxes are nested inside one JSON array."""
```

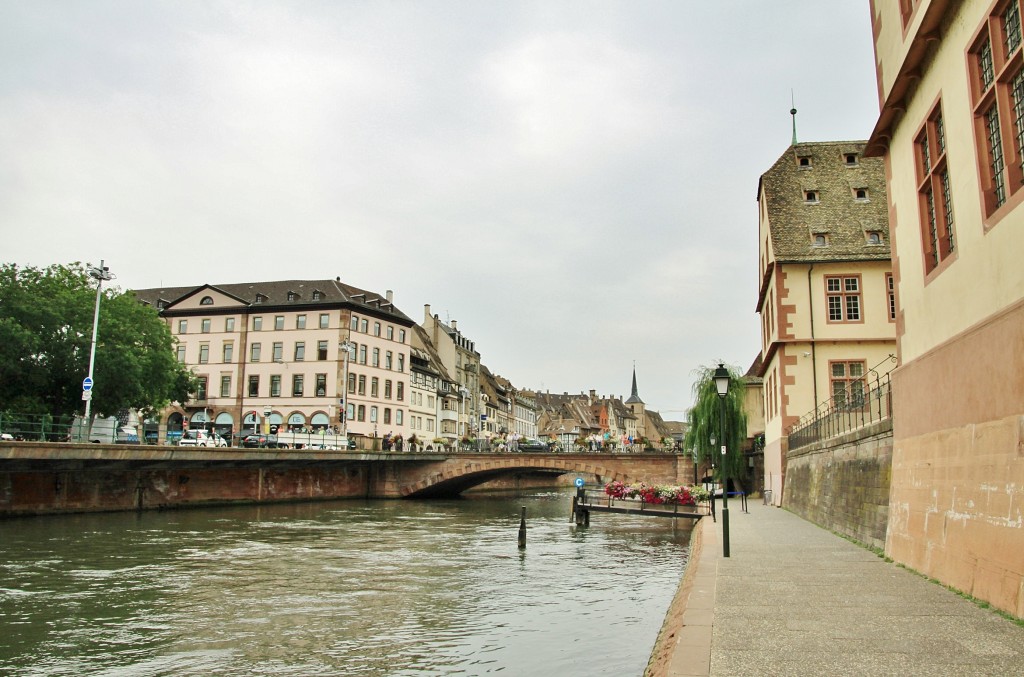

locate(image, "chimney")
[[386, 289, 393, 303], [424, 304, 431, 322], [589, 389, 596, 399], [451, 320, 458, 331]]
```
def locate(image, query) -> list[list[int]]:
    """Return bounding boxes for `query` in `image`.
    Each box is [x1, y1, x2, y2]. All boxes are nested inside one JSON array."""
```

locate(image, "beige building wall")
[[870, 0, 1024, 618]]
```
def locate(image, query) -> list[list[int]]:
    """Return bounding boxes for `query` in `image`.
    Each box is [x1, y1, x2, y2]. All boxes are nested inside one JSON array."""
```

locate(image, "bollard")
[[518, 506, 527, 549]]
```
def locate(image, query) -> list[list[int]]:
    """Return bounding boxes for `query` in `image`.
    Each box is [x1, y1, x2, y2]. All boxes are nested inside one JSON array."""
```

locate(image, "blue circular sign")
[[82, 377, 94, 391], [574, 477, 585, 488]]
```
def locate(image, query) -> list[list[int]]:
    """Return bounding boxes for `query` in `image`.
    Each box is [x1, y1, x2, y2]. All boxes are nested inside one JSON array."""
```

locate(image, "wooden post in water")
[[518, 506, 527, 549]]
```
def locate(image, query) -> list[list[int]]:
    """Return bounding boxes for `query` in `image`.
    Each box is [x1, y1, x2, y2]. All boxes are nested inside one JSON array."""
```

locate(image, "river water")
[[0, 490, 693, 676]]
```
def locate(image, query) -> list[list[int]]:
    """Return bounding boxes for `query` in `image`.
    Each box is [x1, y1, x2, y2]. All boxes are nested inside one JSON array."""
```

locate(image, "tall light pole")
[[83, 261, 113, 439], [339, 340, 355, 439], [713, 363, 731, 558], [459, 386, 468, 445]]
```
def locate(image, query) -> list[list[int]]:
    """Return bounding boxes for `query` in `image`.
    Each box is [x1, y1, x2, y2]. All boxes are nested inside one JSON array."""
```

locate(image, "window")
[[399, 329, 406, 343], [350, 315, 359, 331], [201, 318, 211, 333], [176, 344, 186, 362], [275, 315, 284, 330], [854, 188, 869, 201], [385, 351, 393, 370], [797, 155, 812, 169], [386, 326, 394, 340], [358, 375, 366, 395], [831, 361, 866, 408], [178, 319, 187, 334], [348, 373, 356, 394], [866, 231, 883, 245], [195, 377, 208, 401], [296, 314, 306, 329], [360, 319, 368, 333], [384, 408, 391, 425], [220, 375, 231, 398], [346, 403, 355, 421], [397, 382, 404, 401], [295, 342, 305, 361], [886, 273, 897, 322], [313, 289, 322, 301], [384, 380, 392, 399], [319, 313, 329, 329], [253, 316, 262, 331], [199, 344, 209, 364], [225, 317, 235, 332], [358, 345, 367, 364], [844, 152, 859, 166], [370, 406, 378, 423], [200, 296, 213, 305], [223, 342, 233, 363], [316, 373, 327, 397], [372, 348, 380, 367], [825, 276, 861, 322], [969, 4, 1023, 216], [357, 405, 366, 422], [254, 294, 266, 304], [248, 375, 260, 397], [804, 190, 819, 203], [371, 377, 379, 397], [287, 291, 296, 302], [916, 102, 957, 273], [270, 375, 281, 397], [251, 343, 261, 362], [812, 233, 828, 247], [272, 342, 283, 362], [317, 340, 328, 360], [292, 374, 304, 397], [397, 354, 405, 373], [396, 410, 403, 426], [374, 322, 381, 337]]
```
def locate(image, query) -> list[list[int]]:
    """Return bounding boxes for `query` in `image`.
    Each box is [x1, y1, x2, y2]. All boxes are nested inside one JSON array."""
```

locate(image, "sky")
[[0, 1, 880, 417]]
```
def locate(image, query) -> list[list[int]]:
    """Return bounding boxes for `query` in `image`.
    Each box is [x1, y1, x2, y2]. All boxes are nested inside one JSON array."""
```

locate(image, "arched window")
[[200, 296, 214, 305]]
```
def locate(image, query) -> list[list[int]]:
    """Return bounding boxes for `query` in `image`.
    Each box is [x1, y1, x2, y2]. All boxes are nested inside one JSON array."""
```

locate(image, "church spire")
[[625, 364, 644, 405], [790, 90, 798, 145]]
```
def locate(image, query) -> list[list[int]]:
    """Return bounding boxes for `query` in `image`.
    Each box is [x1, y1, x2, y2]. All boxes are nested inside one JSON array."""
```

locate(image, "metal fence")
[[787, 355, 896, 451], [0, 412, 76, 442]]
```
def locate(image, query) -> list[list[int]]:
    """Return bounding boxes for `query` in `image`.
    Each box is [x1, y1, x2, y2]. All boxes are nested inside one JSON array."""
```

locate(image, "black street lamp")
[[713, 363, 731, 558]]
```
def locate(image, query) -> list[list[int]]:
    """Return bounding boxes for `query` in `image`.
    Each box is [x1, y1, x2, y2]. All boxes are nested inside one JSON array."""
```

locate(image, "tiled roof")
[[759, 141, 890, 262], [133, 278, 414, 323]]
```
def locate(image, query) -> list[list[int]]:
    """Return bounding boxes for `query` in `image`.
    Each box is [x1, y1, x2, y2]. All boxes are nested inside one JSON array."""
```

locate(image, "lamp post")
[[459, 386, 468, 444], [691, 446, 698, 485], [713, 363, 731, 558], [82, 261, 113, 439], [339, 340, 355, 439]]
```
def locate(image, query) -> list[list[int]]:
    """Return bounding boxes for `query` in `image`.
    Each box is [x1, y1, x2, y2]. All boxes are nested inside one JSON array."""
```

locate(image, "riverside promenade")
[[652, 501, 1024, 676]]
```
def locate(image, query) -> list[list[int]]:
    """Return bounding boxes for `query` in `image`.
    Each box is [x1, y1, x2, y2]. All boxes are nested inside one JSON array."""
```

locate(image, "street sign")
[[81, 390, 92, 401], [574, 477, 585, 488], [480, 414, 487, 420], [82, 377, 94, 391]]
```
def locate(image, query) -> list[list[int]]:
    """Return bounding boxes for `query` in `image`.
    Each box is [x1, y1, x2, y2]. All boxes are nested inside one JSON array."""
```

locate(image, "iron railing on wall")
[[787, 355, 897, 451]]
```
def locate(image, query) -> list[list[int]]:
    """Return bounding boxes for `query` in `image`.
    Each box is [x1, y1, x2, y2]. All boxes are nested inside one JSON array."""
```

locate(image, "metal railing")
[[0, 412, 77, 442], [787, 355, 897, 451]]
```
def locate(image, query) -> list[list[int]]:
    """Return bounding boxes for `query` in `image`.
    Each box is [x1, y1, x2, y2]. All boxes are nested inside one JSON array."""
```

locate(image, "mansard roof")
[[133, 278, 414, 324], [758, 140, 890, 263]]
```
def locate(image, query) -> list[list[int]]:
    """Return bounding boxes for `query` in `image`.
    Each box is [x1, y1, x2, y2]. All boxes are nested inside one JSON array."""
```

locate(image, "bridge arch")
[[396, 454, 680, 499]]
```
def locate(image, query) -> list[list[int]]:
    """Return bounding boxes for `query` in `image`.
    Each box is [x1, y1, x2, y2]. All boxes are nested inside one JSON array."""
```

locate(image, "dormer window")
[[854, 188, 869, 201], [804, 190, 819, 203], [200, 296, 214, 305], [798, 155, 812, 169], [812, 233, 829, 247], [157, 300, 167, 309], [254, 294, 266, 304], [845, 152, 859, 166], [312, 290, 322, 301], [866, 231, 883, 245], [287, 291, 296, 302]]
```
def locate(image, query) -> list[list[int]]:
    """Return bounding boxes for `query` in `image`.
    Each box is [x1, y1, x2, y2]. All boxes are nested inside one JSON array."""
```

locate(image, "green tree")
[[683, 363, 748, 486], [0, 262, 194, 417]]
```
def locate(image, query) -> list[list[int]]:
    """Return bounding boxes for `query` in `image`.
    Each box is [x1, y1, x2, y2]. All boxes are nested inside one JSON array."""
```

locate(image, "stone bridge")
[[380, 452, 690, 498], [0, 442, 692, 514]]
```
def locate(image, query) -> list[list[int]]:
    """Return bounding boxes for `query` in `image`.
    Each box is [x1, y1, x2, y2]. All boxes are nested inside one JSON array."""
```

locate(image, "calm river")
[[0, 490, 693, 676]]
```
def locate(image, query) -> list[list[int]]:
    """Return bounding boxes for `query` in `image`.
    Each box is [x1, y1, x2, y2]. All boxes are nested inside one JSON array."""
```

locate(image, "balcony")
[[440, 409, 458, 422]]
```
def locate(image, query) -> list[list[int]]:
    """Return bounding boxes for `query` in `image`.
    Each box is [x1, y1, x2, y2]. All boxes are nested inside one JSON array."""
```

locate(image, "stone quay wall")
[[783, 419, 893, 551]]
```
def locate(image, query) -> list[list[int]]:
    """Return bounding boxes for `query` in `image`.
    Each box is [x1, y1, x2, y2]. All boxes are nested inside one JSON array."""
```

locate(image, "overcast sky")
[[1, 1, 879, 417]]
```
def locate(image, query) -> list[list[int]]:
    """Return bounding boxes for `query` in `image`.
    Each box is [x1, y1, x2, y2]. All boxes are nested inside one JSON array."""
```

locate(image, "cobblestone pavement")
[[662, 500, 1024, 677]]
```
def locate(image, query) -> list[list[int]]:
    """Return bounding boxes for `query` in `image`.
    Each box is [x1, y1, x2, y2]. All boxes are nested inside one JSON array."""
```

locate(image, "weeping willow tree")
[[683, 363, 748, 486]]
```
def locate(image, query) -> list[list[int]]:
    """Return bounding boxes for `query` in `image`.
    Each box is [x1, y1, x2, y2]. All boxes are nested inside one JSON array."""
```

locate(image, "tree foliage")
[[0, 262, 194, 417], [683, 363, 748, 482]]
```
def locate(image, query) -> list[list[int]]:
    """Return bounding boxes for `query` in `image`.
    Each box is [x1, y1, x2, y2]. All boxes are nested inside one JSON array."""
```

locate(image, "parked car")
[[517, 437, 548, 452], [242, 434, 281, 448], [178, 430, 216, 447], [212, 433, 229, 447]]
